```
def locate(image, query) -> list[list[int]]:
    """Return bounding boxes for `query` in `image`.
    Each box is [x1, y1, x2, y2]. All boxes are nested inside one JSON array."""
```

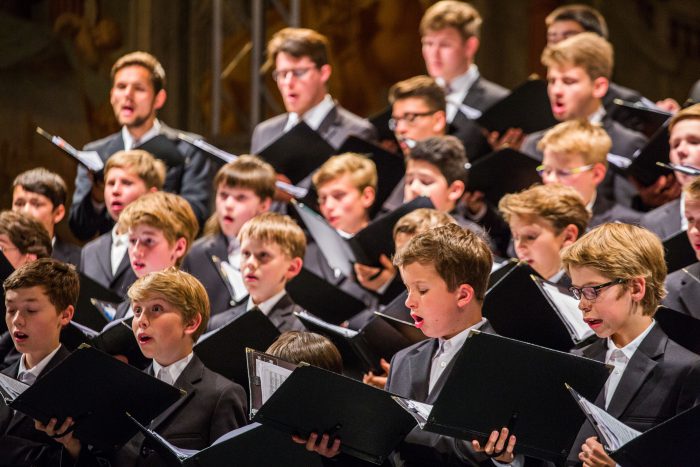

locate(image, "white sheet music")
[[257, 359, 294, 404], [577, 394, 641, 451], [393, 396, 433, 428], [540, 281, 593, 342], [220, 260, 248, 302], [0, 372, 29, 402]]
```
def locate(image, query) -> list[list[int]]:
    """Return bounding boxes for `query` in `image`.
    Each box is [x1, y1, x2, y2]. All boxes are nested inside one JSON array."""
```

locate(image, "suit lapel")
[[267, 294, 295, 328], [606, 326, 665, 418], [461, 77, 486, 110], [316, 106, 340, 149], [148, 357, 203, 431], [679, 263, 700, 314], [581, 340, 609, 407], [206, 234, 230, 290], [97, 135, 125, 162], [96, 235, 114, 283], [408, 341, 438, 403]]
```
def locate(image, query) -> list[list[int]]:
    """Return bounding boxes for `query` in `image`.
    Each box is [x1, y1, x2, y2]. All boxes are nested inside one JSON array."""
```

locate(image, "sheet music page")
[[257, 359, 294, 404], [76, 150, 104, 172], [296, 311, 358, 338], [220, 260, 249, 301], [151, 428, 198, 460], [541, 281, 593, 342], [578, 396, 641, 450], [0, 372, 29, 402], [393, 396, 433, 428]]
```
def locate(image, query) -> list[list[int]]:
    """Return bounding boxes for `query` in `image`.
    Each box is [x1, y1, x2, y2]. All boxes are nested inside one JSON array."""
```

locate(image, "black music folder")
[[369, 106, 398, 146], [294, 310, 421, 378], [611, 99, 672, 138], [654, 305, 700, 355], [466, 148, 541, 206], [393, 331, 611, 464], [129, 416, 323, 467], [134, 134, 185, 169], [483, 262, 594, 351], [625, 122, 672, 187], [60, 321, 97, 351], [75, 272, 123, 331], [35, 127, 104, 172], [0, 345, 183, 450], [91, 317, 151, 369], [253, 364, 416, 464], [662, 230, 696, 273], [337, 135, 406, 215], [0, 252, 15, 333], [568, 385, 700, 467], [286, 267, 367, 325], [194, 308, 280, 389], [476, 79, 558, 134], [350, 197, 434, 267], [257, 122, 336, 184]]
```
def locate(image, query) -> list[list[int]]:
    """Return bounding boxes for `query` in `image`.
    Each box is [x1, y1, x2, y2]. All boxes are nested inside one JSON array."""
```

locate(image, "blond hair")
[[561, 223, 666, 316], [393, 208, 456, 240], [312, 153, 377, 193], [669, 103, 700, 133], [117, 192, 198, 265], [238, 212, 306, 260], [499, 183, 590, 236], [128, 268, 210, 341], [394, 223, 492, 300], [420, 0, 482, 40], [105, 149, 166, 190], [541, 31, 613, 80], [111, 51, 166, 93], [685, 176, 700, 201], [538, 119, 612, 166]]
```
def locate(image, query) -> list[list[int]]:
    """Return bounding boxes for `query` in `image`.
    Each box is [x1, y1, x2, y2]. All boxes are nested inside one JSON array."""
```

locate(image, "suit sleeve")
[[68, 164, 114, 241], [209, 381, 249, 441], [177, 145, 212, 228]]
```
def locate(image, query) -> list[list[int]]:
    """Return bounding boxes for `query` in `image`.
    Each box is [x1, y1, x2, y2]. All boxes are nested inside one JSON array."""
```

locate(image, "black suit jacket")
[[181, 233, 243, 318], [385, 320, 497, 467], [589, 194, 642, 229], [207, 293, 306, 333], [602, 81, 645, 132], [449, 76, 508, 161], [663, 262, 700, 319], [250, 104, 377, 154], [69, 123, 212, 240], [80, 232, 137, 299], [107, 354, 247, 467], [640, 197, 682, 239], [0, 346, 71, 467], [566, 325, 700, 465], [52, 236, 81, 266]]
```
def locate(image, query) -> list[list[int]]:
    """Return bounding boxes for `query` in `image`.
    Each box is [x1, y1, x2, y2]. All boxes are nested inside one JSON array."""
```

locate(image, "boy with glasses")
[[561, 223, 700, 466], [250, 27, 375, 153]]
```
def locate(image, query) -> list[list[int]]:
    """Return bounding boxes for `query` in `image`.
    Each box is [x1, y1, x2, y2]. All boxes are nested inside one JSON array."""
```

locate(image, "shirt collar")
[[247, 289, 287, 316], [285, 94, 335, 132], [111, 224, 128, 246], [681, 191, 688, 231], [152, 351, 194, 386], [548, 269, 566, 283], [588, 106, 606, 125], [436, 64, 480, 95], [122, 119, 161, 150], [436, 317, 487, 355], [18, 345, 61, 383], [585, 191, 597, 213], [606, 320, 656, 361]]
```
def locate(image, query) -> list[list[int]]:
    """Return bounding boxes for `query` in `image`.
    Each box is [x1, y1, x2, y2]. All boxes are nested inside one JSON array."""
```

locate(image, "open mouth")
[[584, 318, 603, 329], [132, 261, 146, 271], [410, 313, 424, 329], [13, 331, 28, 342], [137, 334, 153, 345], [222, 215, 234, 223]]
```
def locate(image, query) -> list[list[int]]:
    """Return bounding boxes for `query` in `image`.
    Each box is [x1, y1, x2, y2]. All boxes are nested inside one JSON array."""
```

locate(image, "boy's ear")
[[259, 196, 272, 213], [431, 111, 447, 134], [561, 224, 579, 247], [629, 276, 646, 303], [464, 36, 480, 61], [455, 283, 474, 307], [591, 76, 609, 100], [319, 64, 332, 85], [171, 237, 188, 262], [447, 180, 466, 203], [591, 162, 607, 185], [285, 257, 303, 280], [360, 186, 376, 210], [154, 89, 167, 111], [59, 305, 74, 327], [52, 204, 66, 225], [148, 186, 158, 193], [183, 312, 203, 336]]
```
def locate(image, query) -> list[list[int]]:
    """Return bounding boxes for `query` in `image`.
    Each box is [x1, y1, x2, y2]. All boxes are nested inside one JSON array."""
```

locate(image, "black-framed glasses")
[[569, 279, 624, 301], [388, 111, 438, 131], [271, 67, 315, 82]]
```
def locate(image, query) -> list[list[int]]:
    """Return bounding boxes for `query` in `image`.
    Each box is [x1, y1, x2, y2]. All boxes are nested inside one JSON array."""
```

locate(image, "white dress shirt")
[[111, 225, 129, 276], [152, 352, 194, 386], [428, 317, 487, 393], [122, 119, 161, 150], [247, 289, 287, 317], [284, 94, 335, 132], [17, 345, 61, 385], [436, 64, 480, 123]]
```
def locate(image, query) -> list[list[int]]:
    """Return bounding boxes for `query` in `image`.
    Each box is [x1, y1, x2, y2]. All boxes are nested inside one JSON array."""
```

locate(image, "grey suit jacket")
[[181, 233, 244, 317], [250, 104, 377, 154], [663, 262, 700, 319], [52, 236, 81, 266], [80, 232, 137, 299], [589, 194, 642, 228], [385, 320, 497, 467], [640, 197, 682, 239], [69, 123, 212, 240], [207, 293, 306, 334], [566, 325, 700, 465], [449, 76, 508, 161]]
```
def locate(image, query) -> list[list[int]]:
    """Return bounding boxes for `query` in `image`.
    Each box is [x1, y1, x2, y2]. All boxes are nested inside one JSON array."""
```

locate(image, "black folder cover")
[[0, 252, 14, 333], [476, 79, 558, 134], [253, 364, 416, 464], [258, 122, 336, 184], [419, 331, 611, 463], [611, 99, 672, 138], [91, 317, 151, 369], [75, 272, 123, 331], [349, 197, 434, 267], [0, 345, 183, 450], [609, 404, 700, 467], [483, 262, 588, 351], [135, 135, 186, 169], [626, 122, 672, 187], [662, 230, 696, 273], [194, 308, 280, 389], [467, 148, 541, 206], [286, 267, 367, 325]]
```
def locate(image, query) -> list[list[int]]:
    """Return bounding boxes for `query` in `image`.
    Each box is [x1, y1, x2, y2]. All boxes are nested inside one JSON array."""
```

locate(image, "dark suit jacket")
[[69, 123, 212, 240], [385, 320, 497, 467], [207, 293, 306, 333], [522, 117, 647, 208], [106, 354, 247, 467], [663, 261, 700, 319], [589, 194, 642, 229], [52, 236, 81, 266], [0, 346, 71, 467], [449, 76, 508, 161], [566, 325, 700, 465], [80, 232, 137, 299], [181, 233, 244, 317], [640, 197, 682, 239], [250, 104, 377, 153]]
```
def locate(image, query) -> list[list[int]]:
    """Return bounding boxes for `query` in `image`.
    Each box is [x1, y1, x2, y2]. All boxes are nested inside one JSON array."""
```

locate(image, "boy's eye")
[[152, 304, 163, 312], [133, 306, 142, 315]]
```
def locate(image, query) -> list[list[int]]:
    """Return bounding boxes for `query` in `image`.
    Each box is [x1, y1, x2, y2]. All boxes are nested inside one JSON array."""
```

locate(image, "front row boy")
[[208, 212, 307, 333], [562, 223, 700, 465]]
